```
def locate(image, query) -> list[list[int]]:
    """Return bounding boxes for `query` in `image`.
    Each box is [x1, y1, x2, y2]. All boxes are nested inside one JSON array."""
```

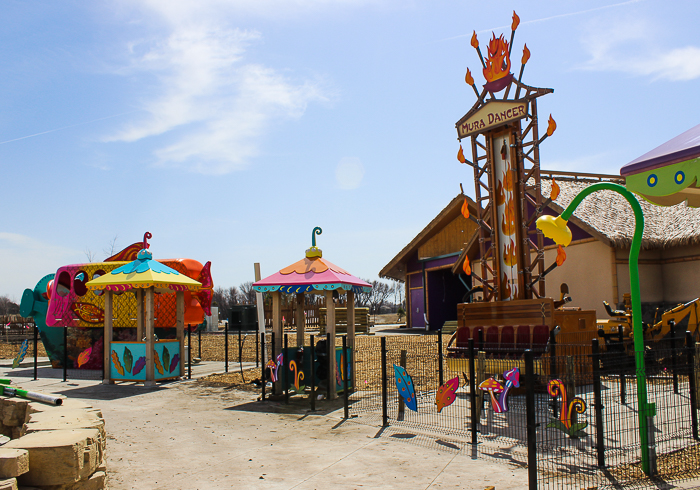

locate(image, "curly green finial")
[[312, 227, 322, 247], [307, 227, 323, 259]]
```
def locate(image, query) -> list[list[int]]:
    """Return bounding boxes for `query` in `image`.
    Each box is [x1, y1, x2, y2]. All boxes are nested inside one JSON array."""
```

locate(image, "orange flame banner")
[[465, 68, 474, 86], [457, 145, 466, 163], [550, 178, 560, 201], [521, 44, 530, 65], [547, 115, 557, 137], [463, 258, 471, 275], [471, 31, 479, 49], [556, 245, 566, 267], [461, 197, 470, 219], [511, 11, 520, 31]]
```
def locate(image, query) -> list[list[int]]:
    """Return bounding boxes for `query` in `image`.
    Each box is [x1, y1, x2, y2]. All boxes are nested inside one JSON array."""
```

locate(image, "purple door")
[[410, 289, 424, 328]]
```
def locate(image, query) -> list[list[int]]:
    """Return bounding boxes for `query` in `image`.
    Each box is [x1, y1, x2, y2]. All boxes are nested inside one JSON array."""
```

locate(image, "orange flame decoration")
[[550, 178, 560, 201], [501, 201, 517, 236], [471, 31, 479, 49], [556, 245, 566, 267], [496, 180, 505, 206], [503, 239, 519, 267], [465, 68, 474, 86], [457, 145, 466, 164], [503, 272, 511, 298], [503, 169, 514, 192], [547, 114, 557, 137], [463, 258, 472, 276], [483, 34, 511, 83], [461, 197, 470, 219], [521, 44, 530, 65], [511, 11, 520, 31]]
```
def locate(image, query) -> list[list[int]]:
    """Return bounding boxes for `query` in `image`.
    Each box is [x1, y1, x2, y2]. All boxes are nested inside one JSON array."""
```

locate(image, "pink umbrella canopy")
[[253, 227, 372, 294]]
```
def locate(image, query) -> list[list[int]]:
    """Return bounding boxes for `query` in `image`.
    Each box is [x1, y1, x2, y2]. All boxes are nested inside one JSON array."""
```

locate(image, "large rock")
[[0, 449, 28, 478], [22, 410, 105, 456], [4, 429, 100, 486], [0, 399, 28, 428]]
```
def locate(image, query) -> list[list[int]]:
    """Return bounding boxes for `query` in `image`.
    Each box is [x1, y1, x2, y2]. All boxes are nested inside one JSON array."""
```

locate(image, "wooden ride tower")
[[455, 13, 557, 303]]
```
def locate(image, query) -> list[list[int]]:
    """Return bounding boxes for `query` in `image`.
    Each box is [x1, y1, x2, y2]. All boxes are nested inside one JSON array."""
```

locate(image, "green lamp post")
[[537, 182, 655, 475]]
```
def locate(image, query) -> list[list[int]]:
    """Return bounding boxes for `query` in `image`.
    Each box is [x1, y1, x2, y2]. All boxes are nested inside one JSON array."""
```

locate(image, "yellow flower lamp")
[[535, 215, 572, 247]]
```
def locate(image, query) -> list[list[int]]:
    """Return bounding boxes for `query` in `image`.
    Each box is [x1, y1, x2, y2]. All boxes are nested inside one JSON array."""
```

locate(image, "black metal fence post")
[[525, 349, 537, 490], [310, 334, 316, 412], [225, 321, 229, 373], [256, 330, 260, 368], [381, 336, 388, 427], [437, 329, 444, 387], [63, 327, 68, 382], [284, 333, 289, 405], [187, 324, 192, 380], [469, 338, 477, 445], [670, 320, 679, 394], [260, 332, 266, 401], [619, 324, 626, 405], [549, 330, 557, 418], [33, 325, 38, 381], [592, 338, 605, 468], [686, 331, 698, 440], [343, 335, 349, 419]]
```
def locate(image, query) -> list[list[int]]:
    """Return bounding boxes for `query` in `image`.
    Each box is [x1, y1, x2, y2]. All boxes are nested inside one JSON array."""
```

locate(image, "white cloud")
[[578, 18, 700, 81], [335, 157, 365, 190], [0, 233, 80, 302], [106, 4, 330, 174]]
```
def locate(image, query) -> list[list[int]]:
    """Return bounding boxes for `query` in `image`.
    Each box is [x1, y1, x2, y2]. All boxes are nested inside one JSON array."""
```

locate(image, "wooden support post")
[[176, 291, 185, 377], [136, 289, 144, 341], [272, 291, 283, 395], [102, 291, 113, 384], [326, 290, 337, 400], [347, 290, 356, 390], [145, 287, 155, 386], [295, 293, 305, 348]]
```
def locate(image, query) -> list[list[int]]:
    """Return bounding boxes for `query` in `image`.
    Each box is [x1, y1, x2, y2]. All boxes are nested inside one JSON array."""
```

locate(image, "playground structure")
[[253, 227, 371, 399], [19, 234, 213, 377]]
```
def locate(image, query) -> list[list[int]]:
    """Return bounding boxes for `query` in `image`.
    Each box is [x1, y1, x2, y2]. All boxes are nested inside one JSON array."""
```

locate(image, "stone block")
[[1, 400, 28, 428], [0, 478, 16, 490], [5, 429, 100, 486], [23, 411, 105, 457], [0, 449, 28, 478]]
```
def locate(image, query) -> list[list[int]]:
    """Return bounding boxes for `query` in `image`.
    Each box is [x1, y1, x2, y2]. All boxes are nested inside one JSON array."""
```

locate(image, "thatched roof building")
[[380, 170, 700, 328]]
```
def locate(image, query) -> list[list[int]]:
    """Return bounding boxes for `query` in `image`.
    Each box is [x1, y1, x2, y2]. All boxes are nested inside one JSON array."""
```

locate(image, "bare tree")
[[103, 235, 119, 259], [239, 281, 256, 305], [0, 296, 19, 316], [84, 248, 96, 263]]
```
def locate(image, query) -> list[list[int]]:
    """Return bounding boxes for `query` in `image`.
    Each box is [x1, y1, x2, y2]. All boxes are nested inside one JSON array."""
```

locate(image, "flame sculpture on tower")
[[456, 11, 558, 302]]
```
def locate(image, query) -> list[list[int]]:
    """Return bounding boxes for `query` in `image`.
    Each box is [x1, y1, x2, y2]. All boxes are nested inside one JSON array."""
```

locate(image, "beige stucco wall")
[[615, 248, 664, 305]]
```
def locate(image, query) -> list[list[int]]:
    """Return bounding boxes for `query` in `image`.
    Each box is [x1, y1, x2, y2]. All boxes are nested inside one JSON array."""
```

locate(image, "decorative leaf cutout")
[[154, 350, 164, 375], [133, 356, 146, 375], [123, 346, 133, 373], [394, 364, 418, 412], [76, 347, 92, 369], [112, 350, 125, 376], [169, 354, 180, 373], [162, 346, 170, 373], [12, 340, 29, 369], [435, 376, 459, 413]]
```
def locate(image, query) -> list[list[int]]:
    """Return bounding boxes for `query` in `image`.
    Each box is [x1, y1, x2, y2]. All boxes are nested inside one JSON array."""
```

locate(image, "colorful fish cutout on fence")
[[154, 350, 164, 375], [133, 356, 146, 376], [435, 376, 459, 413], [112, 350, 125, 376], [123, 346, 133, 373], [394, 364, 417, 412], [76, 346, 92, 369], [546, 379, 588, 438], [12, 340, 29, 369], [169, 354, 180, 373]]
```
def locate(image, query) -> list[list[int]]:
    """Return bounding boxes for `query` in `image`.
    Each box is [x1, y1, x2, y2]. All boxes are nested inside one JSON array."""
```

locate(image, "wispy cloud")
[[106, 3, 331, 174], [578, 17, 700, 81]]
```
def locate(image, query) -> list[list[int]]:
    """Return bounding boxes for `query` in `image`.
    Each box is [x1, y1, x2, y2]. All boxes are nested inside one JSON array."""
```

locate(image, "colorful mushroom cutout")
[[479, 378, 505, 413], [499, 367, 520, 412]]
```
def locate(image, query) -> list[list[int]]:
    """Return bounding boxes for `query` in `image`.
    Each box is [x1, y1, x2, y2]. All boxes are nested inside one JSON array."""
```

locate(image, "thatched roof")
[[541, 176, 700, 250]]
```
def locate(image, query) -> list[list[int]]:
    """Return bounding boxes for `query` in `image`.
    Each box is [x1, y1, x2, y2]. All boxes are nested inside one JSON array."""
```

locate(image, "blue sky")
[[1, 0, 699, 301]]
